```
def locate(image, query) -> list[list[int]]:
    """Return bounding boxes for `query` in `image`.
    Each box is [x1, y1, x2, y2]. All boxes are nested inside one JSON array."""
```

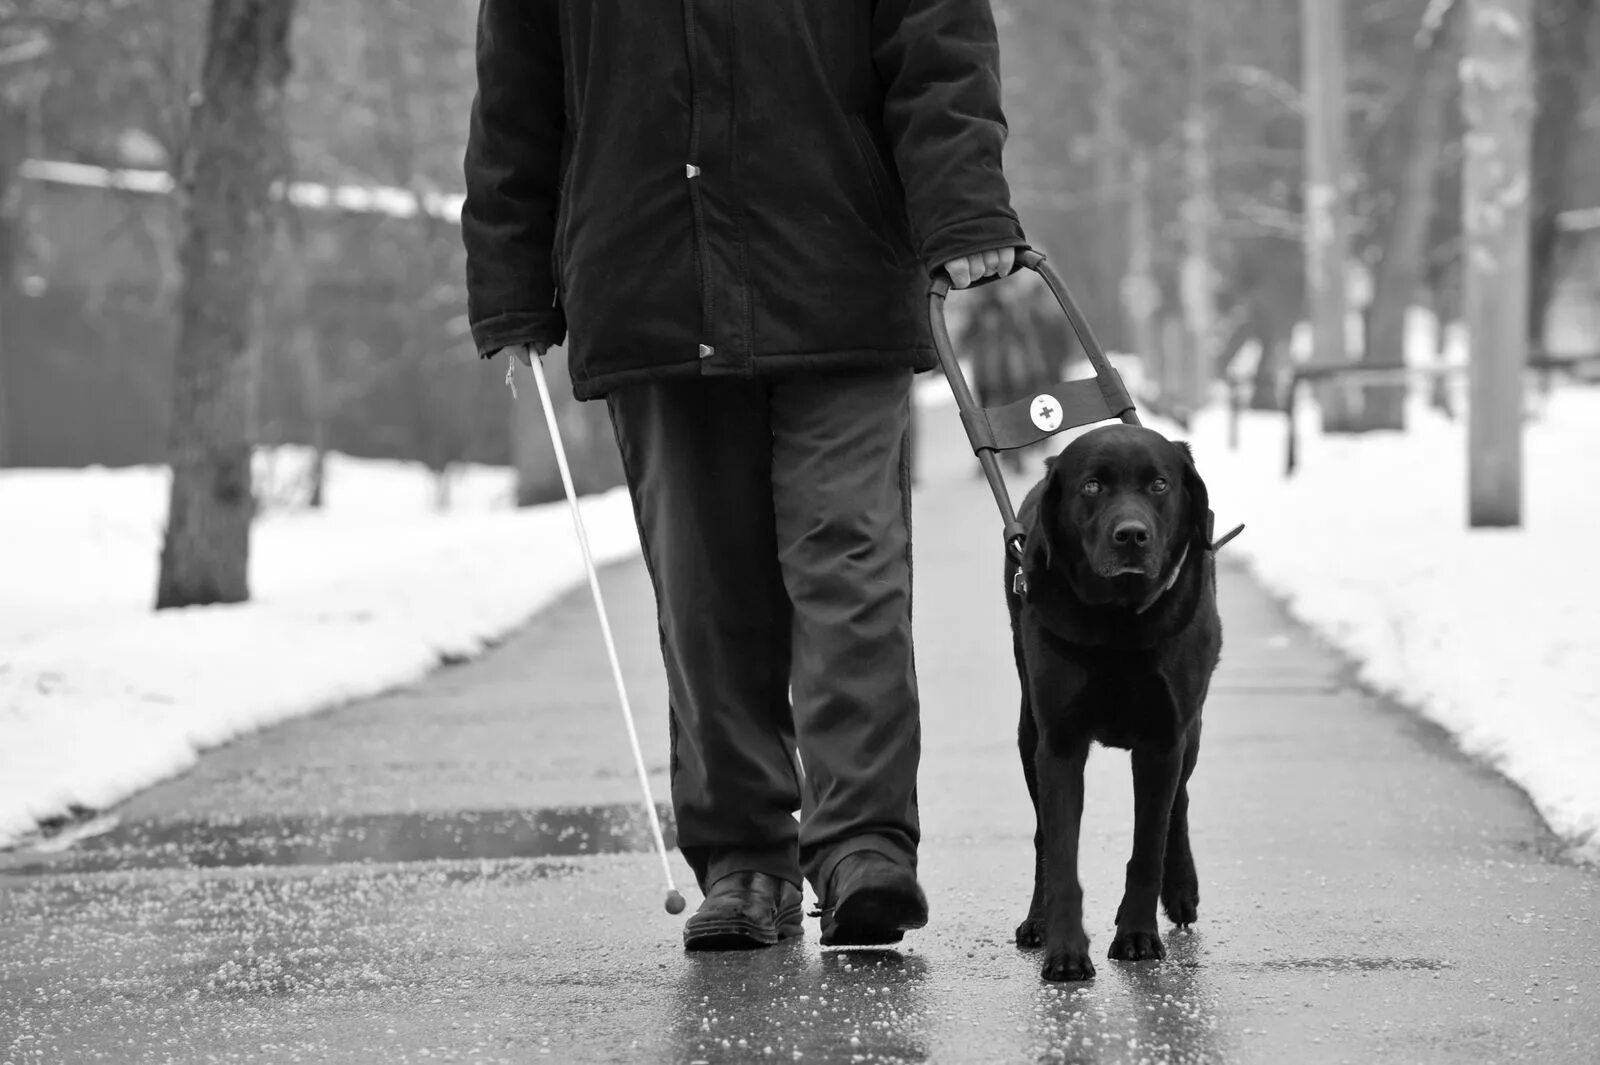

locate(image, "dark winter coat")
[[462, 0, 1029, 400]]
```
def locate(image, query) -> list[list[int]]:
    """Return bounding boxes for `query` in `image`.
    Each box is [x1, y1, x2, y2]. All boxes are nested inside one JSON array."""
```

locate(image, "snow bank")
[[0, 450, 639, 847], [1183, 388, 1600, 863]]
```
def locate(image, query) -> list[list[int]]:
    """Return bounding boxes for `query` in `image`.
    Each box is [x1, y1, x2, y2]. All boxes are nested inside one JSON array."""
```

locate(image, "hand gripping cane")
[[508, 351, 686, 916]]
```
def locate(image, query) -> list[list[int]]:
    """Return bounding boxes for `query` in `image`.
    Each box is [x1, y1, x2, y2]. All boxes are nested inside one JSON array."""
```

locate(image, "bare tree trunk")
[[1120, 153, 1162, 405], [261, 193, 328, 508], [1302, 0, 1355, 432], [1429, 259, 1461, 416], [1528, 0, 1596, 348], [155, 0, 295, 609], [432, 465, 453, 512], [0, 101, 23, 468], [1463, 0, 1532, 528], [1360, 0, 1465, 431], [1179, 0, 1218, 415], [1092, 0, 1127, 352], [0, 270, 9, 471], [1250, 309, 1290, 411], [288, 315, 328, 507]]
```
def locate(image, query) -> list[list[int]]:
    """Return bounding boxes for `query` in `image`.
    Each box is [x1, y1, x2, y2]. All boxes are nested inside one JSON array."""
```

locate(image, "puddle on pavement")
[[3, 803, 677, 874]]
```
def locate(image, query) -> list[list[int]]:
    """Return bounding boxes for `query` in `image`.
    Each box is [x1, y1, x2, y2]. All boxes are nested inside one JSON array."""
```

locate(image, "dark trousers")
[[606, 370, 921, 899]]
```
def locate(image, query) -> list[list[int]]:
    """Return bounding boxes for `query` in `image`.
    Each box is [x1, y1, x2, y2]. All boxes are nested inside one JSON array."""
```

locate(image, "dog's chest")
[[1034, 653, 1188, 751], [1083, 666, 1182, 749]]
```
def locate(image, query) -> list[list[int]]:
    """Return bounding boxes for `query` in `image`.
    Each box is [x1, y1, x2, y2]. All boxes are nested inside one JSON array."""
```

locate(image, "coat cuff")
[[920, 215, 1029, 277], [471, 310, 568, 360]]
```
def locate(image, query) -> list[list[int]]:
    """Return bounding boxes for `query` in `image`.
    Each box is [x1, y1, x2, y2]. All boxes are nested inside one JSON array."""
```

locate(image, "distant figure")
[[960, 268, 1063, 471]]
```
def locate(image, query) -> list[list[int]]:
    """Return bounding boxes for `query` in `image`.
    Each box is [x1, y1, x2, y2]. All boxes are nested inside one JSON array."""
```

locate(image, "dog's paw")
[[1108, 928, 1166, 962], [1015, 916, 1045, 949], [1160, 882, 1199, 928], [1041, 946, 1096, 982]]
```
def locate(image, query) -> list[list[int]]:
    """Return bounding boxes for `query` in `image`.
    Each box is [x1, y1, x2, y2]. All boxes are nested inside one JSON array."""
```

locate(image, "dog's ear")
[[1176, 441, 1211, 549], [1024, 464, 1067, 576]]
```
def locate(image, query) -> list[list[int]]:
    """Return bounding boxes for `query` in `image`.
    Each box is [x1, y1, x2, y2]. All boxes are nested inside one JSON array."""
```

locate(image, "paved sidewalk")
[[2, 414, 1598, 1064]]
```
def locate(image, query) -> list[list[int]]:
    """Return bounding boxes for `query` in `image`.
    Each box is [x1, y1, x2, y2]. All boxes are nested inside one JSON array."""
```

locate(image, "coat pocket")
[[846, 114, 908, 247]]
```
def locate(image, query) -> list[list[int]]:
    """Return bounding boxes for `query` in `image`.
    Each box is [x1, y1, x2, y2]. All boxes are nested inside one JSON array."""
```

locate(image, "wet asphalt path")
[[3, 414, 1598, 1064]]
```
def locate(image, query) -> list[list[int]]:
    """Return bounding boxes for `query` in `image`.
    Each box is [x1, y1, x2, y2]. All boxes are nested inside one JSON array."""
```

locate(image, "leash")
[[929, 250, 1243, 600]]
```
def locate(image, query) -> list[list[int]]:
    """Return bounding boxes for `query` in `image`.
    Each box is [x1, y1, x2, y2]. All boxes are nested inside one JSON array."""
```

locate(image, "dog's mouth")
[[1091, 549, 1158, 580]]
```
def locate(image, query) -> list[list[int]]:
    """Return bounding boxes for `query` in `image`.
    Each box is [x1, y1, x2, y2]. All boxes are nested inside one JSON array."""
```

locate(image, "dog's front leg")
[[1037, 734, 1094, 981], [1109, 739, 1186, 961]]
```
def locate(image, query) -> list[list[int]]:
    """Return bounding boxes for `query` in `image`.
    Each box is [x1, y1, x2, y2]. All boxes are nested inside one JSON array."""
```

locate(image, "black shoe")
[[819, 852, 929, 946], [683, 872, 804, 951]]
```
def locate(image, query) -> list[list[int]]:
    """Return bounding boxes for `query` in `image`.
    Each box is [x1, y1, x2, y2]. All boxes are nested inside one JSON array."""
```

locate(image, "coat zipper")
[[681, 0, 715, 354]]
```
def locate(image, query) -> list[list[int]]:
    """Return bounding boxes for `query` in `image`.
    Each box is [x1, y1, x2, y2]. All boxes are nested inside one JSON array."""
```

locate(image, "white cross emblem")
[[1029, 394, 1063, 432]]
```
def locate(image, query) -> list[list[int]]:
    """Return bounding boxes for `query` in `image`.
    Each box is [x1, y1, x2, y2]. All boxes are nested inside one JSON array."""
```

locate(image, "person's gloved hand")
[[940, 247, 1018, 289], [511, 342, 552, 366]]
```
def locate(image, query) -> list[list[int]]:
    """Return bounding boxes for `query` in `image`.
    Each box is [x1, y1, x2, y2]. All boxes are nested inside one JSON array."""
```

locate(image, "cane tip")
[[664, 889, 687, 915]]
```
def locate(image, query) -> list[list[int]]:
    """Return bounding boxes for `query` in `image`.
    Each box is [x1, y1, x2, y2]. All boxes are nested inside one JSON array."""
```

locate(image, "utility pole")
[[1462, 0, 1532, 527], [1302, 0, 1353, 429], [1179, 0, 1217, 417]]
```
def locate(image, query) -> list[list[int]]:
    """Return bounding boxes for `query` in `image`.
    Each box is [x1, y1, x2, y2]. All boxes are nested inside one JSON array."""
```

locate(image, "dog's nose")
[[1112, 520, 1151, 547]]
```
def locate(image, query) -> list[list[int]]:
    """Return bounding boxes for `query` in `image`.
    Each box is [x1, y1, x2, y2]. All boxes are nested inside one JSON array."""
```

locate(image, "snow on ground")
[[1178, 386, 1600, 864], [0, 449, 639, 848], [4, 361, 1598, 867]]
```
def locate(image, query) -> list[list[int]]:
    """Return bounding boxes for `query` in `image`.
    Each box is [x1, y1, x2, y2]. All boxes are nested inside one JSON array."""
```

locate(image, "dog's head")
[[1025, 425, 1210, 608]]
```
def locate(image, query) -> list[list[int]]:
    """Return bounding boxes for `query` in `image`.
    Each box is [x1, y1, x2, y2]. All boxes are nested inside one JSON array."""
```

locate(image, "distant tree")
[[1528, 0, 1596, 348], [1462, 0, 1535, 528], [1360, 0, 1466, 431], [155, 0, 295, 608], [0, 0, 104, 466]]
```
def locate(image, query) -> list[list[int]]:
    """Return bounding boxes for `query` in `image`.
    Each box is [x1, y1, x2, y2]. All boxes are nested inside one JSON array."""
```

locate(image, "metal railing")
[[1281, 351, 1600, 476]]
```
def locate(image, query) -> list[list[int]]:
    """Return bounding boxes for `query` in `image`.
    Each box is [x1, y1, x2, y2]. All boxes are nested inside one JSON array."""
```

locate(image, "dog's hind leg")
[[1161, 722, 1201, 927], [1037, 735, 1095, 981], [1109, 738, 1187, 962], [1015, 698, 1045, 949]]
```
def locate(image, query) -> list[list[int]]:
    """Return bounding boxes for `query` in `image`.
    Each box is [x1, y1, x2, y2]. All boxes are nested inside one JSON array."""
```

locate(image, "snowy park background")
[[2, 0, 1599, 875], [4, 332, 1599, 867]]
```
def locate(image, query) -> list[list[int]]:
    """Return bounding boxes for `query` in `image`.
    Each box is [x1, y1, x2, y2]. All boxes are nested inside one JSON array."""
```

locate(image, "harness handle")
[[929, 250, 1140, 565]]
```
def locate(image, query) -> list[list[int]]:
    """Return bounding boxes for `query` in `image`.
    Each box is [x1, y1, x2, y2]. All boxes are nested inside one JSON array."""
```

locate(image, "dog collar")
[[1010, 516, 1244, 603], [1133, 518, 1244, 614], [1134, 543, 1190, 615]]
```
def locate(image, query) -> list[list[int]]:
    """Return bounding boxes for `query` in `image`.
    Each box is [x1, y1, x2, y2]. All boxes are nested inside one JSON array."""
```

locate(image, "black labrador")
[[1006, 423, 1223, 982]]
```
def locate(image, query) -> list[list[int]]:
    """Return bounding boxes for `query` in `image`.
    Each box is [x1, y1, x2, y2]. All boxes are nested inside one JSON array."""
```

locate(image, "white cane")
[[508, 350, 686, 916]]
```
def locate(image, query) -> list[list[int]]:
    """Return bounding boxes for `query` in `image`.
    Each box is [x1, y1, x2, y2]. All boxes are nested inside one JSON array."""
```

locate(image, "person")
[[462, 0, 1027, 950]]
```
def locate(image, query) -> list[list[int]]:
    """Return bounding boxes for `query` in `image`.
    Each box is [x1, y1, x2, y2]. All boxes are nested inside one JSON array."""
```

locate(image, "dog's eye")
[[1150, 478, 1170, 494], [1081, 479, 1102, 497]]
